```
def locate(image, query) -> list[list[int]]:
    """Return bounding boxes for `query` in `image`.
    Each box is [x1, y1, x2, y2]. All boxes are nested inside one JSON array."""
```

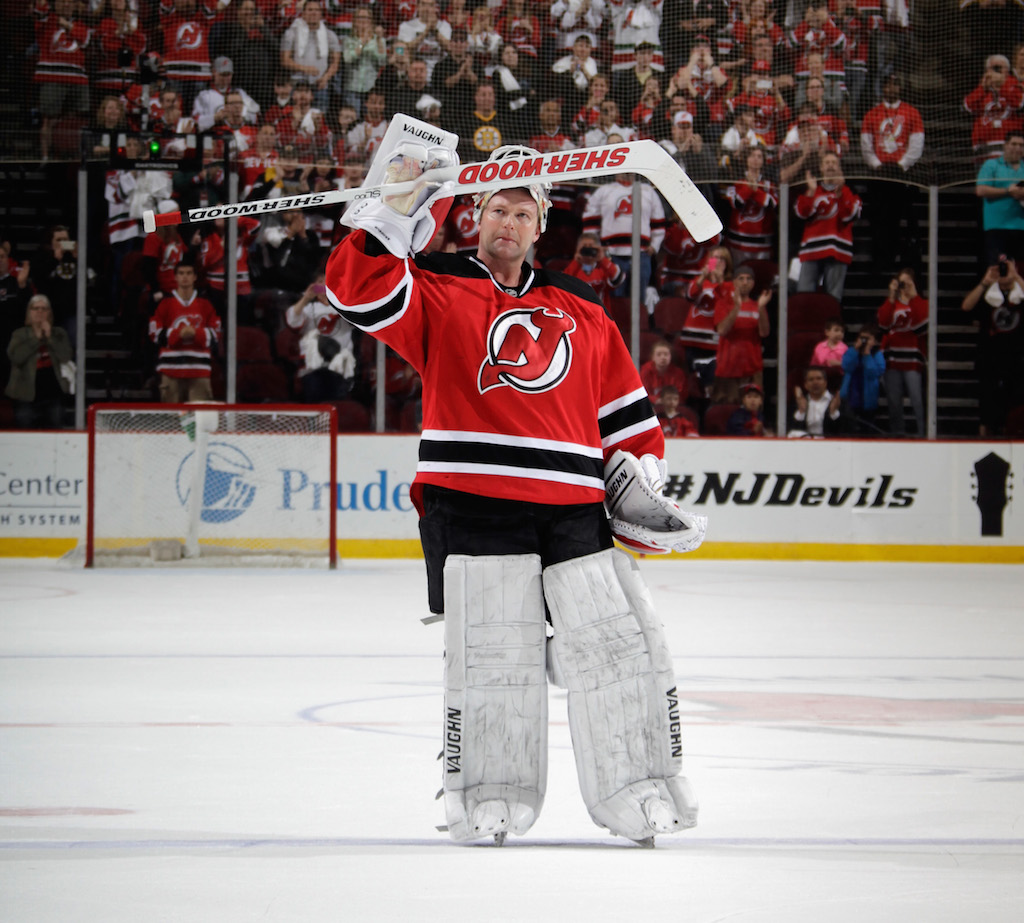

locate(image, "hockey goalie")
[[324, 116, 708, 845]]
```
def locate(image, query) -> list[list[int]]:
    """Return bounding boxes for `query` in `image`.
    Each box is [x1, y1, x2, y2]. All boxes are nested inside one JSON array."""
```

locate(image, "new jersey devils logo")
[[479, 307, 577, 394]]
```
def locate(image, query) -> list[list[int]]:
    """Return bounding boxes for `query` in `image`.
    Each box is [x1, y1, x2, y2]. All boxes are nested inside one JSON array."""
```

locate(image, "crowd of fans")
[[3, 0, 1024, 436]]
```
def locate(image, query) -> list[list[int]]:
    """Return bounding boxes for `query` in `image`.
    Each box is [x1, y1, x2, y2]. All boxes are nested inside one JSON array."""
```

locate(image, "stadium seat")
[[331, 399, 373, 432], [787, 292, 841, 332], [743, 259, 779, 294], [236, 362, 291, 402], [703, 402, 740, 435], [652, 296, 690, 335], [676, 405, 700, 431], [236, 326, 273, 362]]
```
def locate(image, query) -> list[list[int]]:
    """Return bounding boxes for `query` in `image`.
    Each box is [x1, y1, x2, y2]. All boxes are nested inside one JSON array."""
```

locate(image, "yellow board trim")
[[3, 537, 1022, 564]]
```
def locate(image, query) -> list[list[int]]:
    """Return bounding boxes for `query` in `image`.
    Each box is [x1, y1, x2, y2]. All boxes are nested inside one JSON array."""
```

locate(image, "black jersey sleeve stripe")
[[419, 438, 605, 480], [598, 396, 657, 441]]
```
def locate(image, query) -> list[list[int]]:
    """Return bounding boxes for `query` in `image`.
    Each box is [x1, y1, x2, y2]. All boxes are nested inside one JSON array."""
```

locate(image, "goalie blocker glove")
[[341, 116, 460, 258], [604, 450, 707, 555]]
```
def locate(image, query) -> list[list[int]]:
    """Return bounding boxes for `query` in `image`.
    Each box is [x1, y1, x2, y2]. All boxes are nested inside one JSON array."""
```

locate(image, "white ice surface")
[[1, 558, 1022, 922]]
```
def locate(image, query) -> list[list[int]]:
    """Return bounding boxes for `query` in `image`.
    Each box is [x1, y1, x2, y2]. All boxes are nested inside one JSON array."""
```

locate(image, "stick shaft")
[[142, 141, 722, 242]]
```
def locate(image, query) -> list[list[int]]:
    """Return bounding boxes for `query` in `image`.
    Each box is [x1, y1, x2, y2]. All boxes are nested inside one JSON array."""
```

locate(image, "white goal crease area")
[[86, 403, 338, 568]]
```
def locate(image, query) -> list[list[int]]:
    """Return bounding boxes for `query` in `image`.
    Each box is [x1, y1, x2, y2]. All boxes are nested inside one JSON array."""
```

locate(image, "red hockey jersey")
[[794, 184, 861, 264], [324, 231, 663, 511], [877, 295, 927, 372], [149, 290, 221, 378]]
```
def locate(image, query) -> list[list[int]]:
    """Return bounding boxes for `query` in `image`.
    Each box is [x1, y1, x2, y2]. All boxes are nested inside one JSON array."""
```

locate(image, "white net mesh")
[[88, 404, 336, 567]]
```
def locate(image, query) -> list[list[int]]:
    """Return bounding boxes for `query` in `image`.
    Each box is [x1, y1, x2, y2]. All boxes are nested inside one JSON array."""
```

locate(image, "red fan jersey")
[[196, 217, 260, 295], [143, 231, 186, 293], [713, 291, 764, 377], [723, 180, 778, 260], [794, 184, 862, 264], [160, 12, 213, 83], [877, 295, 927, 372], [563, 257, 624, 306], [34, 14, 91, 85], [680, 277, 722, 353], [149, 290, 221, 378], [443, 197, 480, 256], [324, 231, 663, 511]]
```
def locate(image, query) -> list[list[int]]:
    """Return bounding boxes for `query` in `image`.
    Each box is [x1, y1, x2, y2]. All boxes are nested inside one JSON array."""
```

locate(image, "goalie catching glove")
[[340, 116, 460, 258], [604, 450, 707, 555]]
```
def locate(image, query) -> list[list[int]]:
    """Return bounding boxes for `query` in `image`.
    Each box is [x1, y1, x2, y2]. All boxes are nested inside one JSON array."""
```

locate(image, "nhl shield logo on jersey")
[[479, 307, 577, 394]]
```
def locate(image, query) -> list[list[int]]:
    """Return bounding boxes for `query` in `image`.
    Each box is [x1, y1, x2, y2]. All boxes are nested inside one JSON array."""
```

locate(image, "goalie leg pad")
[[543, 548, 698, 841], [442, 553, 548, 842]]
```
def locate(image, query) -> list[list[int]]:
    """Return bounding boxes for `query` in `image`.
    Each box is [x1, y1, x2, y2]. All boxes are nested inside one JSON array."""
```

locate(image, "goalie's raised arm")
[[339, 119, 461, 258]]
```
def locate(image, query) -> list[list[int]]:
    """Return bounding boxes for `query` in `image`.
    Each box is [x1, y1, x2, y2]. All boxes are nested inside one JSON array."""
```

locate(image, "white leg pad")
[[543, 548, 698, 841], [442, 553, 548, 842]]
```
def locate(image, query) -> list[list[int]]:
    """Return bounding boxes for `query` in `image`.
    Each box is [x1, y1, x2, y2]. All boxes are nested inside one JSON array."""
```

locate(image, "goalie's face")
[[477, 189, 541, 267]]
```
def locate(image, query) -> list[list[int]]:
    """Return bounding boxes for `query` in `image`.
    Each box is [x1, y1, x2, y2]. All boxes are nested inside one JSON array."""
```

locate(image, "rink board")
[[0, 432, 1021, 561]]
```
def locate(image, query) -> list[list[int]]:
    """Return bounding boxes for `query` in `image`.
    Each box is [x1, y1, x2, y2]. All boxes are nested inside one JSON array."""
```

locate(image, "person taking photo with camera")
[[840, 322, 886, 435], [877, 267, 928, 437]]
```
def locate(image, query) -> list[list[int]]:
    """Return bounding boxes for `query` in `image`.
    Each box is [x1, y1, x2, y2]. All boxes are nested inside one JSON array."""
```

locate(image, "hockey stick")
[[142, 140, 723, 242]]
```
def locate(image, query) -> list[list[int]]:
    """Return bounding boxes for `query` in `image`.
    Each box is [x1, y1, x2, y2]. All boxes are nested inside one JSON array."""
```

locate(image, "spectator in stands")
[[673, 35, 731, 142], [149, 261, 221, 403], [789, 0, 846, 83], [457, 81, 509, 161], [722, 146, 777, 262], [280, 0, 341, 110], [251, 209, 323, 301], [5, 294, 72, 429], [529, 99, 575, 153], [215, 0, 277, 111], [158, 0, 218, 112], [964, 54, 1024, 163], [442, 0, 471, 35], [192, 57, 261, 133], [193, 215, 261, 321], [551, 32, 600, 120], [795, 52, 846, 119], [173, 137, 228, 210], [789, 365, 842, 437], [563, 232, 624, 306], [466, 5, 502, 74], [496, 0, 542, 82], [0, 239, 33, 390], [860, 71, 925, 274], [285, 275, 357, 401], [613, 40, 661, 121], [840, 322, 885, 435], [572, 73, 611, 143], [274, 79, 332, 156], [960, 260, 1024, 437], [384, 54, 431, 120], [782, 87, 849, 157], [345, 90, 389, 164], [878, 268, 928, 437], [265, 73, 294, 127], [730, 0, 785, 63], [834, 0, 873, 122], [778, 104, 830, 184], [659, 216, 722, 297], [794, 151, 861, 303], [551, 4, 606, 57], [33, 225, 80, 347], [142, 202, 190, 308], [34, 0, 92, 162], [88, 96, 128, 157], [241, 123, 281, 197], [397, 0, 451, 81], [727, 382, 768, 436], [662, 0, 728, 72], [811, 317, 848, 372], [583, 172, 666, 302], [340, 9, 388, 116], [663, 109, 716, 179], [976, 132, 1024, 265], [731, 61, 791, 154], [658, 385, 699, 436], [718, 105, 761, 176], [94, 0, 147, 97], [681, 246, 732, 392], [432, 28, 479, 116], [641, 338, 689, 409], [582, 99, 633, 147], [490, 42, 534, 142], [712, 263, 771, 403], [632, 76, 664, 140]]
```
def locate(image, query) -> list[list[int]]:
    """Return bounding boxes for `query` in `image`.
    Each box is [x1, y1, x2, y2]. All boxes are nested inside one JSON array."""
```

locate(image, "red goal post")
[[87, 403, 338, 568]]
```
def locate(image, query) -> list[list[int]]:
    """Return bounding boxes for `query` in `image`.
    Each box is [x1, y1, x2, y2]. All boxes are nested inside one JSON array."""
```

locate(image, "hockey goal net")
[[87, 403, 337, 567]]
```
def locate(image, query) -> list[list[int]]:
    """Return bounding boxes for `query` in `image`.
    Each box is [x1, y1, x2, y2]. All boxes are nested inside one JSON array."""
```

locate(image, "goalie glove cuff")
[[341, 180, 455, 258], [604, 449, 707, 554]]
